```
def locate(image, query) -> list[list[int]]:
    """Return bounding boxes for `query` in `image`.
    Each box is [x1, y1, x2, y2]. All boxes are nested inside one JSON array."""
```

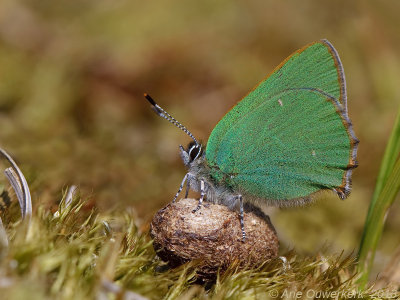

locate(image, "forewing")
[[205, 40, 358, 203]]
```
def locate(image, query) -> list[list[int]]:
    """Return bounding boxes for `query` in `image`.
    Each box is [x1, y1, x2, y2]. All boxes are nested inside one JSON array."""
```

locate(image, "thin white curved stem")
[[0, 148, 32, 220]]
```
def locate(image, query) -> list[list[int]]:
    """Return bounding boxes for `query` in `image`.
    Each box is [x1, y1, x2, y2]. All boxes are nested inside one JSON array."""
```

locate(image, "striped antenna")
[[144, 94, 199, 145]]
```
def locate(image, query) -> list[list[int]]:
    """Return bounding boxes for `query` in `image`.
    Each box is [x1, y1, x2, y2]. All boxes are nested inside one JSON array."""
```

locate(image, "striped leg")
[[184, 178, 190, 198], [172, 173, 188, 203], [237, 195, 246, 242], [192, 180, 205, 213]]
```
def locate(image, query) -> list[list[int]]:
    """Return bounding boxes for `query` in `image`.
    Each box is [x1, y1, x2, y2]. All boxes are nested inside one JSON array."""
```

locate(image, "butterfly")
[[145, 39, 359, 241]]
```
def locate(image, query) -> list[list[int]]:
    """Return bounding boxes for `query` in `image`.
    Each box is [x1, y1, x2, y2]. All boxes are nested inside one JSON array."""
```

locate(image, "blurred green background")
[[0, 0, 399, 273]]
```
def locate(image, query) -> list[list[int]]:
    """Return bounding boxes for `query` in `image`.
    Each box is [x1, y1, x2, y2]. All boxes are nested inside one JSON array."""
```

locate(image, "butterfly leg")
[[192, 180, 205, 213], [237, 195, 246, 242], [172, 173, 189, 203], [184, 177, 190, 198]]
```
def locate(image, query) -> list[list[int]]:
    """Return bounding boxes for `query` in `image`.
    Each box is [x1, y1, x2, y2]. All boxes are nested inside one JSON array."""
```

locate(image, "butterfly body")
[[180, 144, 241, 210]]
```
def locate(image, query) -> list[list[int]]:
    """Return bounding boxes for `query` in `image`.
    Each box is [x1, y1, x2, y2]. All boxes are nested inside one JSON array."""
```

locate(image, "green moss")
[[0, 191, 396, 299]]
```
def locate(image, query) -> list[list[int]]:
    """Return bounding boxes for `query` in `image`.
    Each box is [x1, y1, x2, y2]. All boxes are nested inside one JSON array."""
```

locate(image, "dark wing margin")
[[320, 39, 359, 199], [321, 39, 348, 114]]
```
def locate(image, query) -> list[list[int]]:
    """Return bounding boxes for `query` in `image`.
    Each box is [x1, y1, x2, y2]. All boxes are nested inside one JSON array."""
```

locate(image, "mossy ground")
[[0, 191, 397, 299]]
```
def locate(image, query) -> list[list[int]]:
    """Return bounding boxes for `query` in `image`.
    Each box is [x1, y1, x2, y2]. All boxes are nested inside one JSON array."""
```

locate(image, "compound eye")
[[188, 144, 201, 161]]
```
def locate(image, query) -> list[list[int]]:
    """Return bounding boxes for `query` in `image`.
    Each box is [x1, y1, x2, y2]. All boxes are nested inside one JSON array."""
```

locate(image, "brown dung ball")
[[150, 198, 279, 278]]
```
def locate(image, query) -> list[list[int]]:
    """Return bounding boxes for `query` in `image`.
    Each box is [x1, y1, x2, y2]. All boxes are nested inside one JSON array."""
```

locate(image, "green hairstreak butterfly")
[[145, 39, 359, 240]]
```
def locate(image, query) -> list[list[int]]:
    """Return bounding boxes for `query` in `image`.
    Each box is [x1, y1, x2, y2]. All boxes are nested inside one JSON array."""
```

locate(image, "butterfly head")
[[179, 142, 203, 167]]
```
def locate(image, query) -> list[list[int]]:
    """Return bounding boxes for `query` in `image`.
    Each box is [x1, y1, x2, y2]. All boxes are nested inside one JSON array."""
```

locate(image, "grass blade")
[[357, 108, 400, 286]]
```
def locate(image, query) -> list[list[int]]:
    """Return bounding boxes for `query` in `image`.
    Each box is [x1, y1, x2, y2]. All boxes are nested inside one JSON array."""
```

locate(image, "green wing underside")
[[205, 41, 352, 201]]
